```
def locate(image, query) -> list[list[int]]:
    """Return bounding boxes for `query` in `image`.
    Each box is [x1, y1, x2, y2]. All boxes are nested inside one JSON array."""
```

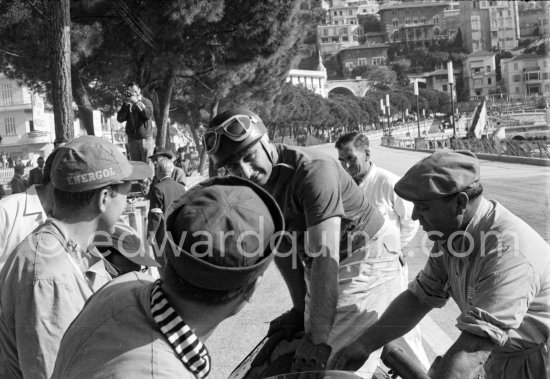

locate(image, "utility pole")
[[414, 78, 421, 139], [448, 61, 456, 137], [385, 94, 391, 134], [48, 0, 74, 143]]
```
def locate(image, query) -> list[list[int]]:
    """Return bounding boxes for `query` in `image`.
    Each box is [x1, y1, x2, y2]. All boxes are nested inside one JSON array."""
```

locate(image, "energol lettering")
[[67, 167, 116, 185]]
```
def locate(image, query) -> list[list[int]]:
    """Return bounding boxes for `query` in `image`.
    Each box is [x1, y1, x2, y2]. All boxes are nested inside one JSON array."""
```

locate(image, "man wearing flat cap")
[[148, 146, 187, 188], [331, 150, 550, 379], [0, 136, 152, 379], [52, 176, 284, 379]]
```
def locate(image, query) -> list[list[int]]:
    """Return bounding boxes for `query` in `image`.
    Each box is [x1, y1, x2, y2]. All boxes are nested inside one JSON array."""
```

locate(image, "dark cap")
[[94, 222, 160, 267], [149, 147, 173, 160], [395, 150, 480, 202], [164, 176, 284, 290], [51, 136, 152, 192]]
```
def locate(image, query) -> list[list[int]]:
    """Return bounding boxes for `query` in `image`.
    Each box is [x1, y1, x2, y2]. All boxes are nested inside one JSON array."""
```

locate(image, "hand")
[[129, 95, 139, 104], [267, 308, 304, 340], [138, 178, 151, 196], [427, 355, 442, 377], [290, 333, 332, 373], [328, 339, 371, 372]]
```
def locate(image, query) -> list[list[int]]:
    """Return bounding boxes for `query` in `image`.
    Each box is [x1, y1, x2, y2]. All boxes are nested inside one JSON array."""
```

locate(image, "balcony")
[[21, 131, 51, 145], [0, 99, 32, 112]]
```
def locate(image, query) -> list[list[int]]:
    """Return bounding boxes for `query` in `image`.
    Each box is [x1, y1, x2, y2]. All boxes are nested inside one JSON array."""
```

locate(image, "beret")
[[395, 150, 480, 202], [163, 176, 284, 290]]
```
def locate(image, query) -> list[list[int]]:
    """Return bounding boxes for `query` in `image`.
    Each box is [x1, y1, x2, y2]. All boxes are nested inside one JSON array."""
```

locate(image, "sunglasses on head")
[[203, 115, 259, 154]]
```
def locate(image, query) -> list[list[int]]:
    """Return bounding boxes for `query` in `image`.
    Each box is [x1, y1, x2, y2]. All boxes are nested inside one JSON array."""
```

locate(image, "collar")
[[159, 175, 171, 182], [150, 280, 211, 378], [24, 185, 47, 217], [358, 161, 375, 185], [450, 197, 492, 255]]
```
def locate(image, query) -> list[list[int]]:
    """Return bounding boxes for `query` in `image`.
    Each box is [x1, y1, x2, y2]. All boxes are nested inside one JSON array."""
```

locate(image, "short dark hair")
[[37, 156, 44, 162], [53, 185, 121, 210], [335, 131, 369, 150], [127, 82, 140, 89], [163, 263, 256, 306]]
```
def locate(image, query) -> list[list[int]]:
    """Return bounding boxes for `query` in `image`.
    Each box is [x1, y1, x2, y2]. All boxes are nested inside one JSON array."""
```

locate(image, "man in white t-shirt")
[[336, 131, 429, 370]]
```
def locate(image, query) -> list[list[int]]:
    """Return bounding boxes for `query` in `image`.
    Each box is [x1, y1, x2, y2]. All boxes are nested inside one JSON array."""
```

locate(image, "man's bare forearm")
[[358, 290, 432, 353], [308, 253, 339, 344], [430, 332, 493, 379]]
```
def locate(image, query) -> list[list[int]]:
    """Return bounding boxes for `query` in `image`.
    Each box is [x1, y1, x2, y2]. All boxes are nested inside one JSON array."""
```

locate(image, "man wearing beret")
[[0, 136, 152, 379], [331, 150, 550, 379], [52, 176, 284, 379], [206, 108, 403, 376]]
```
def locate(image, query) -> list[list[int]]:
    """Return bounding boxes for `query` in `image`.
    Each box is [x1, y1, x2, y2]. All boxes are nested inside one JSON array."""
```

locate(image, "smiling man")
[[205, 108, 402, 377], [330, 150, 550, 379]]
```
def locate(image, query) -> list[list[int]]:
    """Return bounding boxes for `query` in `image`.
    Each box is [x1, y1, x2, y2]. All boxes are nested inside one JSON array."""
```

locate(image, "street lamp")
[[385, 94, 391, 132], [414, 78, 421, 139], [447, 60, 456, 137]]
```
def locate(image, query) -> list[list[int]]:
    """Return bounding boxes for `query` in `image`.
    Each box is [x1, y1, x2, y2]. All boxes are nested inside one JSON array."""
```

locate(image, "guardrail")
[[381, 136, 550, 160]]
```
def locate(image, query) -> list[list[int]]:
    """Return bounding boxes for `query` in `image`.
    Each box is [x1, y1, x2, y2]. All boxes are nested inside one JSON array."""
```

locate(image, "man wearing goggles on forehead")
[[205, 108, 402, 377]]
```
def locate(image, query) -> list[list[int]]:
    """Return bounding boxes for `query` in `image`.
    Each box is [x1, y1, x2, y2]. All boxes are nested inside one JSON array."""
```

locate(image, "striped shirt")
[[151, 280, 211, 378]]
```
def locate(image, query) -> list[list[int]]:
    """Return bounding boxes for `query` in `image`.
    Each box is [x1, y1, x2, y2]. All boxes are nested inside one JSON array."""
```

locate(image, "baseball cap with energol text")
[[51, 136, 152, 192]]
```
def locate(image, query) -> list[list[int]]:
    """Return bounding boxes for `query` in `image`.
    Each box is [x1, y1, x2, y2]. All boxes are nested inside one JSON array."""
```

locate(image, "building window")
[[345, 62, 354, 69], [405, 18, 411, 25], [1, 84, 13, 106], [513, 63, 518, 70], [358, 58, 367, 66], [513, 74, 520, 82], [322, 29, 328, 36], [433, 16, 439, 24], [434, 27, 440, 36], [349, 10, 353, 16], [488, 78, 492, 85], [342, 36, 349, 41], [421, 17, 426, 24], [515, 87, 519, 94], [442, 84, 448, 91], [334, 11, 337, 16], [4, 116, 16, 136], [392, 19, 398, 27], [339, 11, 343, 16], [413, 18, 418, 25], [475, 89, 482, 96], [486, 65, 491, 72], [372, 57, 385, 65]]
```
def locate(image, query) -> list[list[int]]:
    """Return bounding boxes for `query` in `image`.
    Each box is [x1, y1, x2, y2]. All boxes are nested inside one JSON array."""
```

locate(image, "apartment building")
[[463, 50, 497, 100], [459, 0, 520, 52], [318, 3, 364, 57], [501, 54, 550, 100], [337, 43, 389, 75], [378, 2, 450, 46], [0, 74, 54, 159]]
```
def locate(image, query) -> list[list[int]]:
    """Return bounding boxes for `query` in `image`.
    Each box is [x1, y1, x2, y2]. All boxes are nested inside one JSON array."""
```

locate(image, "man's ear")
[[456, 192, 469, 215], [96, 188, 110, 213], [365, 148, 370, 160]]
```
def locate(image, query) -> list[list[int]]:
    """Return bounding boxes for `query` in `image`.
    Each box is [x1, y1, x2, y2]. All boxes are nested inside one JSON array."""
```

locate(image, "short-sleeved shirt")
[[52, 273, 196, 379], [409, 198, 550, 353], [265, 144, 384, 260], [0, 219, 113, 379]]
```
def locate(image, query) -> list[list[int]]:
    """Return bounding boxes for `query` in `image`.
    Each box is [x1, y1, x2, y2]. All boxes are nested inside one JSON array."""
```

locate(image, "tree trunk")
[[48, 0, 74, 142], [71, 67, 94, 135], [155, 68, 176, 148], [207, 98, 219, 178]]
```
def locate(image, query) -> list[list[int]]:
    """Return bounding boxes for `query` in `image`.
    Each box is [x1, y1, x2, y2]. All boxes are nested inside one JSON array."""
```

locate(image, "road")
[[206, 142, 550, 379]]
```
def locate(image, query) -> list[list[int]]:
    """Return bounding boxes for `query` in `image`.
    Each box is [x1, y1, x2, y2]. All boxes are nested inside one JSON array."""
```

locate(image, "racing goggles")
[[204, 114, 260, 154]]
